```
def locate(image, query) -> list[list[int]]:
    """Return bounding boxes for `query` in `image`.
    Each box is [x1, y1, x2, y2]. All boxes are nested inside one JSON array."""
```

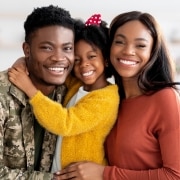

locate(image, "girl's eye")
[[89, 55, 96, 59], [74, 58, 80, 64]]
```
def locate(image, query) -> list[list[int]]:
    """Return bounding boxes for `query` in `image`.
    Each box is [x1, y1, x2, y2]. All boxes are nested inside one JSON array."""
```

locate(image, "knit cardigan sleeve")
[[29, 85, 119, 136]]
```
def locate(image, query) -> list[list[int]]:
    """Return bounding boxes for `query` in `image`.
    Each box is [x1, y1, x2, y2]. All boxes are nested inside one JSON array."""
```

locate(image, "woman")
[[57, 11, 180, 180]]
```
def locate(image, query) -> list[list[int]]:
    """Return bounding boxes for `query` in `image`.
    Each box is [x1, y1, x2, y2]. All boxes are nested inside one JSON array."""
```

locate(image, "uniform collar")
[[9, 83, 67, 106]]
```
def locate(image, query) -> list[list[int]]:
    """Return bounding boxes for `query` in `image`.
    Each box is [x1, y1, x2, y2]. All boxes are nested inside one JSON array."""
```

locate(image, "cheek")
[[110, 46, 115, 55], [110, 53, 116, 66], [27, 60, 42, 76], [141, 50, 152, 64], [110, 46, 119, 59], [96, 61, 105, 72], [68, 53, 75, 63]]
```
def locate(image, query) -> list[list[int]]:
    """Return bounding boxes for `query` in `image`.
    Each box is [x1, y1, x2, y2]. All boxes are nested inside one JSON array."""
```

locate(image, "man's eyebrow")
[[63, 42, 74, 46]]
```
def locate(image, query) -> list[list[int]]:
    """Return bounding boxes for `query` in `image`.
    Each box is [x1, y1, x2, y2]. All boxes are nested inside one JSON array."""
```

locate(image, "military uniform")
[[0, 70, 66, 180]]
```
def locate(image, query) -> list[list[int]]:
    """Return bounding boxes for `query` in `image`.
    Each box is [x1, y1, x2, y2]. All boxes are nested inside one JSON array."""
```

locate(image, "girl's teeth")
[[83, 71, 93, 76]]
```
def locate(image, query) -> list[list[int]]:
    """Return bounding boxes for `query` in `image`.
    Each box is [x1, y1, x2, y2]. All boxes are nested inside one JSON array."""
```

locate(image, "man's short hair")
[[24, 5, 75, 43]]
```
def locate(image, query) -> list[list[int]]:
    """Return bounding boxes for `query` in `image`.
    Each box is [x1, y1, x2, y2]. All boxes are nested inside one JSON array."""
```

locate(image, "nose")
[[122, 45, 135, 56], [50, 49, 67, 61], [80, 59, 90, 67]]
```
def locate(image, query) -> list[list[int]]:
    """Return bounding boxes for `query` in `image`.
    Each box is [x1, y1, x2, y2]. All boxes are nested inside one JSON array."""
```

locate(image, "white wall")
[[0, 0, 180, 76]]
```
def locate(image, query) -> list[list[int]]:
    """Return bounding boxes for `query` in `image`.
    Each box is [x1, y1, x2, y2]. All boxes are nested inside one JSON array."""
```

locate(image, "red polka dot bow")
[[85, 14, 101, 26]]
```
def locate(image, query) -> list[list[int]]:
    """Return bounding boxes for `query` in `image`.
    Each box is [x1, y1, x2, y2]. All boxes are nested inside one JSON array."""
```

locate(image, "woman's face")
[[110, 20, 153, 80]]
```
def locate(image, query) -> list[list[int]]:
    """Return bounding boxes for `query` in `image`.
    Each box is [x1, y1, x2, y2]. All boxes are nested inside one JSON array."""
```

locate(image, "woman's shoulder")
[[150, 88, 180, 108], [153, 87, 179, 99]]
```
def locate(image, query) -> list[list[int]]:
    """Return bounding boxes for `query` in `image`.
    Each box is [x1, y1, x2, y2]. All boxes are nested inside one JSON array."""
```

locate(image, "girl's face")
[[110, 20, 153, 81], [74, 40, 107, 91]]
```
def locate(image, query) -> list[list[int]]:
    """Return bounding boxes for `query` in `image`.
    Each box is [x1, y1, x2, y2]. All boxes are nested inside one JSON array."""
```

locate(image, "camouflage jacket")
[[0, 70, 66, 180]]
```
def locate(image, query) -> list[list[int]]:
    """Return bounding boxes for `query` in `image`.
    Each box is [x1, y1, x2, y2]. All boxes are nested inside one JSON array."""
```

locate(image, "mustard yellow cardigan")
[[29, 77, 119, 168]]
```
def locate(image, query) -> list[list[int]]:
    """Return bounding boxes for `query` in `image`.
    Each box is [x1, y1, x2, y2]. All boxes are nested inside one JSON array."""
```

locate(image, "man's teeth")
[[120, 59, 137, 65], [82, 71, 93, 76], [48, 67, 65, 72]]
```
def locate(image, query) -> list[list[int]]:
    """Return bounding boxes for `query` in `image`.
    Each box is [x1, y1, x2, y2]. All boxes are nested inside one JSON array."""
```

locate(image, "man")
[[0, 5, 74, 179]]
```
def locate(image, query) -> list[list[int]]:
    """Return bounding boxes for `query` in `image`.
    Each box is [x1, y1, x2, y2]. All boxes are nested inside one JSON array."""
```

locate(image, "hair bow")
[[85, 14, 101, 26]]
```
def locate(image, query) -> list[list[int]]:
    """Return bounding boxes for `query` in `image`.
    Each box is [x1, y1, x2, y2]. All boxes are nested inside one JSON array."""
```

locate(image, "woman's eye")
[[137, 44, 146, 48], [138, 44, 146, 48], [114, 40, 124, 45]]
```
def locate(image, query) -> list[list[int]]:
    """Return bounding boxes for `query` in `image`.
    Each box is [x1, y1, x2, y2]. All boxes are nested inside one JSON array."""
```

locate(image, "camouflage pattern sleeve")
[[0, 167, 53, 180], [0, 71, 54, 179], [28, 171, 53, 180]]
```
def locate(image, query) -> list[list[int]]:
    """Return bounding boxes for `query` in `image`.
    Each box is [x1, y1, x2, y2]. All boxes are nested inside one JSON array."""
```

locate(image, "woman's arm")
[[54, 161, 104, 180]]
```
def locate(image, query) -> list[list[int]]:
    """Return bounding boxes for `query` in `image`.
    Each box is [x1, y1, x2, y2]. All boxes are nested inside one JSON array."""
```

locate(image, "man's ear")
[[22, 42, 30, 57]]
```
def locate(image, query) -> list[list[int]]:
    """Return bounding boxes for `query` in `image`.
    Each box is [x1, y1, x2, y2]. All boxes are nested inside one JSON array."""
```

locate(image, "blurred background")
[[0, 0, 180, 79]]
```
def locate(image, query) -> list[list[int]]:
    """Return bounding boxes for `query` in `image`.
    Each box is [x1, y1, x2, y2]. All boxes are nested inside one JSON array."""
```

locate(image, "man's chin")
[[42, 78, 66, 86]]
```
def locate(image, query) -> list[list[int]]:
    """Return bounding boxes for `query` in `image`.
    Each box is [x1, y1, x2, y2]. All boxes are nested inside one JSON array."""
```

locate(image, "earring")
[[105, 61, 109, 67]]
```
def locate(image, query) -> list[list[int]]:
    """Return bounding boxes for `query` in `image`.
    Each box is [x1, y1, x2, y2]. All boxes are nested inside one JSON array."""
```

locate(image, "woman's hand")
[[53, 161, 105, 180]]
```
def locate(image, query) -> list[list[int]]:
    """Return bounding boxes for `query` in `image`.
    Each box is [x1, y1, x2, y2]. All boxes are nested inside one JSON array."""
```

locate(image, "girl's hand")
[[8, 67, 38, 98], [11, 56, 29, 75]]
